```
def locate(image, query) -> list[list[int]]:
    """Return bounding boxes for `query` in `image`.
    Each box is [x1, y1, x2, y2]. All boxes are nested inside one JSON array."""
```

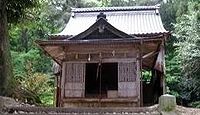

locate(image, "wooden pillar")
[[0, 47, 2, 79], [58, 70, 62, 107], [136, 57, 142, 107], [53, 75, 57, 107], [55, 74, 61, 107], [161, 39, 166, 94], [139, 40, 143, 107], [161, 73, 165, 95], [60, 63, 66, 107]]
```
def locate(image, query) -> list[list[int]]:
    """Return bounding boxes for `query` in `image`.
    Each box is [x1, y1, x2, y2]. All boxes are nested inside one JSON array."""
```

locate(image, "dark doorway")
[[85, 63, 118, 98], [142, 70, 163, 106]]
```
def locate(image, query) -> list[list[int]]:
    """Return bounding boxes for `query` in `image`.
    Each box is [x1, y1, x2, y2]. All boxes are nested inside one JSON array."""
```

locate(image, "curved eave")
[[49, 31, 169, 41], [36, 38, 164, 46]]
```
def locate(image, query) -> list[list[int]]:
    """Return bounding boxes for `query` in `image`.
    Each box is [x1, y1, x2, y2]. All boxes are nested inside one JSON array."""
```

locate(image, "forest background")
[[0, 0, 200, 108]]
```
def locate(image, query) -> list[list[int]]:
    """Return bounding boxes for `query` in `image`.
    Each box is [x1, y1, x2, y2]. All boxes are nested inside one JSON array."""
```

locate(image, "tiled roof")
[[55, 6, 168, 37], [71, 6, 159, 13]]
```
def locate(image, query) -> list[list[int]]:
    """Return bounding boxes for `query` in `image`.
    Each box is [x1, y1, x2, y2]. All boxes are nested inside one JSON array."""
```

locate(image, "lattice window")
[[65, 63, 84, 82], [118, 62, 138, 97], [118, 62, 137, 82]]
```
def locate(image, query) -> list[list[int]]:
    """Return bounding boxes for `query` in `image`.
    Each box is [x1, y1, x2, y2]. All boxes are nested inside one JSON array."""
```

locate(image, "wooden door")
[[64, 63, 85, 97], [118, 62, 138, 97]]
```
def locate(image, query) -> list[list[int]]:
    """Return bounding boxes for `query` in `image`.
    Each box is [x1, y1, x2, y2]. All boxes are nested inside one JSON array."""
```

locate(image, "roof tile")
[[71, 6, 159, 13], [55, 6, 168, 36]]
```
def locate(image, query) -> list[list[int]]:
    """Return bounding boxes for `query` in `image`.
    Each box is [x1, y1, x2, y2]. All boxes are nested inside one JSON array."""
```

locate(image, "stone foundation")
[[63, 98, 139, 107]]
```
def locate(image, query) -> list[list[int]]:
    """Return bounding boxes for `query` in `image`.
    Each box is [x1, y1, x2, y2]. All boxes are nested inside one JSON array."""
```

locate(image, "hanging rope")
[[96, 53, 102, 80], [96, 54, 102, 105], [96, 59, 102, 97], [96, 62, 100, 80]]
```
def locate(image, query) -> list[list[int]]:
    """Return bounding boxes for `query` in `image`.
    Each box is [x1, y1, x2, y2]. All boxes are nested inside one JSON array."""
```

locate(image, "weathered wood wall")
[[64, 63, 85, 97], [60, 43, 141, 107], [118, 62, 138, 97]]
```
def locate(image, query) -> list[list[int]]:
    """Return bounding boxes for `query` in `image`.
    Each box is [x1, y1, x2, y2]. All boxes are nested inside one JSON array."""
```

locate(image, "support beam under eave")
[[139, 39, 143, 107]]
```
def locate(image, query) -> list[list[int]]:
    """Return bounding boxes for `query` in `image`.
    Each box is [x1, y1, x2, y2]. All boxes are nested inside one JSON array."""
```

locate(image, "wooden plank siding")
[[61, 51, 140, 107], [64, 63, 85, 97], [118, 62, 138, 97]]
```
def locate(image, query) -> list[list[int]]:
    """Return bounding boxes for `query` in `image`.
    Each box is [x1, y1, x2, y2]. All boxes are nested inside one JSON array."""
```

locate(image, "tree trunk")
[[0, 0, 13, 96]]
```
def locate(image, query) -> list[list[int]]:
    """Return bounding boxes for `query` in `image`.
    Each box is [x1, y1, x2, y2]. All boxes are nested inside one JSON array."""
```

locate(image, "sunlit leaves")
[[11, 49, 53, 105]]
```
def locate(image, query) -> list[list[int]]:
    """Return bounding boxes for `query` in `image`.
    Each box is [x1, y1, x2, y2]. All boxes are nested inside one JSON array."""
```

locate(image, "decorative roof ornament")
[[97, 12, 107, 21], [97, 12, 107, 33]]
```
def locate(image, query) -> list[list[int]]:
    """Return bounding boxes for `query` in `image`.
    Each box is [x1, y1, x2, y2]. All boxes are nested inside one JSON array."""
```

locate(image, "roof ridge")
[[71, 6, 159, 13]]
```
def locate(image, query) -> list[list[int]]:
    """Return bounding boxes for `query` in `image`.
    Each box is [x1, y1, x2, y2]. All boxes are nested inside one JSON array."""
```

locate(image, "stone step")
[[5, 106, 160, 115], [22, 112, 160, 115], [13, 111, 160, 115]]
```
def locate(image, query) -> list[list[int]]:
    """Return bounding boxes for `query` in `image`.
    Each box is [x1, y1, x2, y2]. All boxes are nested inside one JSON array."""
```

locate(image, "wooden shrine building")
[[36, 6, 169, 107]]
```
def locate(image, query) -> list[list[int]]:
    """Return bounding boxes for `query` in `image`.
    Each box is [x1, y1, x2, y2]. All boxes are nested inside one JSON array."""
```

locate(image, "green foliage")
[[8, 0, 57, 106], [13, 68, 54, 105], [10, 49, 54, 106], [109, 0, 135, 6], [165, 52, 181, 96], [11, 49, 52, 75], [134, 0, 162, 6], [189, 101, 200, 108], [97, 0, 162, 7], [21, 71, 53, 106], [159, 0, 200, 106], [142, 70, 152, 84], [8, 0, 99, 105], [173, 1, 200, 105], [6, 0, 39, 23]]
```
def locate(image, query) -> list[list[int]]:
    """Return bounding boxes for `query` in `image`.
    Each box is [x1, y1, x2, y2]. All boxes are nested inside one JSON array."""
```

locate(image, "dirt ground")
[[176, 106, 200, 115], [1, 96, 200, 115], [3, 105, 200, 115]]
